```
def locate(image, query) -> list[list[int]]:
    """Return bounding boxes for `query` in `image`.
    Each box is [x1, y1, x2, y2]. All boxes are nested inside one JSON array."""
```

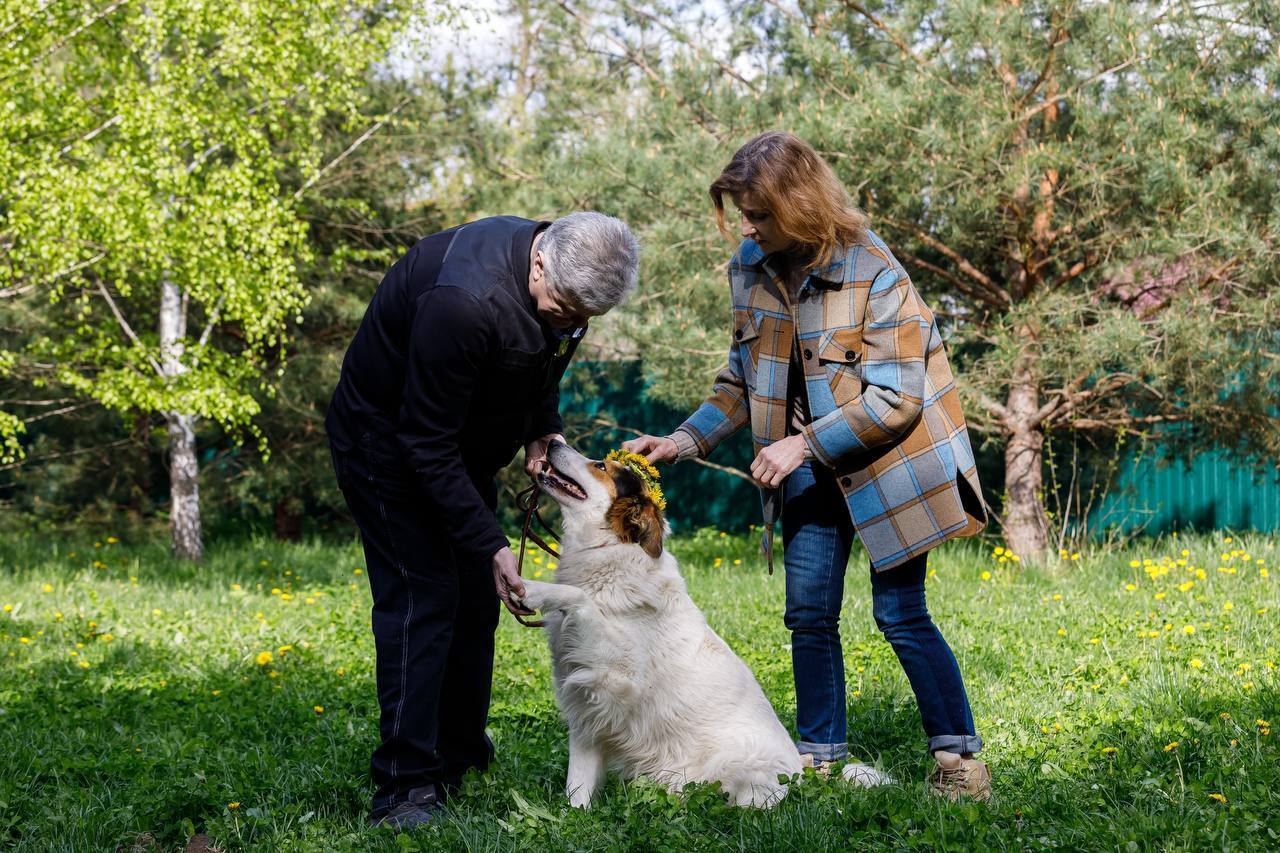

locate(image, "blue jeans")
[[782, 461, 982, 760]]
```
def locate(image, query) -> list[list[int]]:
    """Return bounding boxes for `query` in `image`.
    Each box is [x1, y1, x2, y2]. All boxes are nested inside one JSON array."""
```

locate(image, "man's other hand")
[[492, 546, 534, 615], [621, 434, 679, 465], [524, 433, 564, 478]]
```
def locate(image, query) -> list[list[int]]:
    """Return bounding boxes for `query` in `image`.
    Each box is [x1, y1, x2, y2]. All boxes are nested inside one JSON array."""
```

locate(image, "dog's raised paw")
[[842, 762, 894, 787]]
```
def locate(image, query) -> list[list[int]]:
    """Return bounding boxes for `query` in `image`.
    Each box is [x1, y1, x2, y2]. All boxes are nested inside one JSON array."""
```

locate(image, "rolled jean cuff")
[[796, 740, 848, 762], [928, 734, 983, 755]]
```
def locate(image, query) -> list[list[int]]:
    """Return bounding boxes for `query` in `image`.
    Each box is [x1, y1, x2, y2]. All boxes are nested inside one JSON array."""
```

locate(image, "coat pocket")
[[818, 327, 862, 364], [818, 327, 862, 404], [732, 308, 761, 373]]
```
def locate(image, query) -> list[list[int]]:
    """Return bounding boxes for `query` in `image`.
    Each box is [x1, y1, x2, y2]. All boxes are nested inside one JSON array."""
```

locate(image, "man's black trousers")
[[331, 432, 501, 814]]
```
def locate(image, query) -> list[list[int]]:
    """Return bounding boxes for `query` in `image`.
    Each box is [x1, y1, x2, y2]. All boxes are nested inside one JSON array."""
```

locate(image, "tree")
[[0, 0, 429, 559], [469, 0, 1280, 560]]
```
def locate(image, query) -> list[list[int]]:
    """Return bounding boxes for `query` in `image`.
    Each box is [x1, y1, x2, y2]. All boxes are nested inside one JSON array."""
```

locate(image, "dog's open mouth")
[[538, 465, 587, 501]]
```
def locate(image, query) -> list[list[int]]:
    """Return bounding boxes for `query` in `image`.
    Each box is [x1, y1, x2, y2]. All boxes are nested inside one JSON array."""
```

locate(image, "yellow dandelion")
[[229, 802, 240, 810], [270, 588, 282, 596], [1129, 559, 1141, 568], [1163, 741, 1178, 752], [1089, 637, 1101, 645], [1260, 568, 1269, 578], [1209, 793, 1227, 804], [733, 559, 742, 565], [1177, 581, 1194, 592], [18, 637, 29, 644], [281, 593, 292, 601], [313, 706, 324, 714], [980, 571, 991, 581], [231, 583, 242, 591], [1052, 593, 1063, 601], [1189, 658, 1203, 668], [1183, 625, 1195, 635], [212, 690, 221, 696], [1125, 584, 1137, 591], [255, 651, 273, 666], [78, 660, 90, 669], [100, 634, 113, 643], [1057, 628, 1067, 636], [41, 584, 52, 593], [1155, 592, 1166, 600], [3, 604, 12, 613], [1101, 747, 1118, 755], [353, 568, 363, 575], [993, 546, 1006, 556], [1222, 601, 1233, 611]]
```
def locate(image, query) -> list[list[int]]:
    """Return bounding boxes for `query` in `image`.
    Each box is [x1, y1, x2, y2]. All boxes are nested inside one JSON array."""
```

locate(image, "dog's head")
[[538, 440, 666, 558]]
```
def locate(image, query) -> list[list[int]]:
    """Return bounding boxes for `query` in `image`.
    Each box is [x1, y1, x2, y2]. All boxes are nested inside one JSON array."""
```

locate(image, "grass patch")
[[0, 530, 1276, 850]]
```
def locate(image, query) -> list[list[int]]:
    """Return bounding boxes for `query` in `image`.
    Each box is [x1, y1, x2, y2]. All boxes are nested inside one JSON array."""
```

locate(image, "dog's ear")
[[606, 496, 665, 559]]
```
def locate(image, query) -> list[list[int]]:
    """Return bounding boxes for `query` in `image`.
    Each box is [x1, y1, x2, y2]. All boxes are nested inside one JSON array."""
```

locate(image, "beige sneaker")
[[928, 757, 992, 802]]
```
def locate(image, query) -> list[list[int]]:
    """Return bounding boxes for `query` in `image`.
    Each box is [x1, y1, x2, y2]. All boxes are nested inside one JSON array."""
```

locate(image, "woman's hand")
[[750, 434, 809, 488], [622, 434, 679, 465]]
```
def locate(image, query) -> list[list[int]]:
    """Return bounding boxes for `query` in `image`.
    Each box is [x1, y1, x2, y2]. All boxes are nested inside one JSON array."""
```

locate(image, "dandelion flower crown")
[[605, 449, 667, 511]]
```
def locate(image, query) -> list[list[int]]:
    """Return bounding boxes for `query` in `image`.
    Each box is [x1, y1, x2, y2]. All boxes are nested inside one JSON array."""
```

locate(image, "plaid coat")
[[670, 229, 987, 571]]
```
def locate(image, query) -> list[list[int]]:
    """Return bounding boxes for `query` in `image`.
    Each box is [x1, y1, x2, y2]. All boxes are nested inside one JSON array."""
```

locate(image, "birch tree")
[[0, 0, 426, 559]]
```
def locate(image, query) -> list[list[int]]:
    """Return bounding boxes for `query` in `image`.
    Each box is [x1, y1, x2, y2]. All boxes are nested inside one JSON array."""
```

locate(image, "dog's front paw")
[[517, 579, 554, 612]]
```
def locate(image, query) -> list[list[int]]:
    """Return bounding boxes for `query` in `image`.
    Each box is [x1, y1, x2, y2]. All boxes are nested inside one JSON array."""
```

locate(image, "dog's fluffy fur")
[[518, 441, 888, 808]]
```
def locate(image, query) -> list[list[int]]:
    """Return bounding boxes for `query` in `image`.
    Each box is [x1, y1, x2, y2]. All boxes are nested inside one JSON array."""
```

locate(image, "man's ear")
[[606, 497, 665, 559]]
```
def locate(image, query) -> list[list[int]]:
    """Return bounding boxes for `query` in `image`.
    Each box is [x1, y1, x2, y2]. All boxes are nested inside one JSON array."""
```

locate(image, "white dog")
[[516, 441, 890, 808]]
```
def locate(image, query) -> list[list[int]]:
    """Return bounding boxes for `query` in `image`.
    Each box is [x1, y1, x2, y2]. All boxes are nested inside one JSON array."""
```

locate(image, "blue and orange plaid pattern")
[[671, 229, 986, 572]]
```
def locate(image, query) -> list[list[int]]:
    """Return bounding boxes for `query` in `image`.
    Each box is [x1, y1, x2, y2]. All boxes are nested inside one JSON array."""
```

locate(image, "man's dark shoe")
[[370, 785, 443, 831]]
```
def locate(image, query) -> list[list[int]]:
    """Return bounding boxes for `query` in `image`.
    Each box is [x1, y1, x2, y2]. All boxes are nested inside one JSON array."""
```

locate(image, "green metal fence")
[[564, 362, 1280, 536], [1089, 448, 1280, 535]]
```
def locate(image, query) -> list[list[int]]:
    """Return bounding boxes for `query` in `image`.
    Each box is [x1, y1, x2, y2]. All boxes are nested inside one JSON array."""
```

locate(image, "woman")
[[624, 132, 991, 801]]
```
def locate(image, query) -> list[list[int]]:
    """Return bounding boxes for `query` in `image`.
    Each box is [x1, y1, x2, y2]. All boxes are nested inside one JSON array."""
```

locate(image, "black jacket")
[[325, 216, 583, 565]]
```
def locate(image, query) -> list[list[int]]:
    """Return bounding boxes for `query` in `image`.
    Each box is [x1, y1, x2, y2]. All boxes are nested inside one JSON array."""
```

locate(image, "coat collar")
[[742, 239, 847, 295]]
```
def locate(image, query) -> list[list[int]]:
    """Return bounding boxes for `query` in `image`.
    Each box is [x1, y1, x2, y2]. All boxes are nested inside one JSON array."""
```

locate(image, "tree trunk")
[[160, 275, 203, 561], [274, 498, 301, 541], [166, 411, 203, 561], [1003, 371, 1050, 560]]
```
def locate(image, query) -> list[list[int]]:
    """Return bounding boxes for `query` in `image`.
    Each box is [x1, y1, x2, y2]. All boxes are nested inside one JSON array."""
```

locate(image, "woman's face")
[[732, 193, 789, 254]]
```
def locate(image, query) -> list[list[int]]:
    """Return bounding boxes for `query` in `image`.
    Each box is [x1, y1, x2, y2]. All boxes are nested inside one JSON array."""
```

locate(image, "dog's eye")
[[594, 462, 606, 470]]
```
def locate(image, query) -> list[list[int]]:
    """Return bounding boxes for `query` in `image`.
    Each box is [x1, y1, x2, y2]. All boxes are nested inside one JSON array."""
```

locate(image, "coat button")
[[840, 477, 851, 488], [845, 350, 856, 360], [803, 348, 812, 360], [734, 329, 743, 341]]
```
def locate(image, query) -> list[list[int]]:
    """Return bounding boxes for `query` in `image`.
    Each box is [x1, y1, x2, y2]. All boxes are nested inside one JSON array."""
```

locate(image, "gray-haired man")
[[326, 213, 639, 829]]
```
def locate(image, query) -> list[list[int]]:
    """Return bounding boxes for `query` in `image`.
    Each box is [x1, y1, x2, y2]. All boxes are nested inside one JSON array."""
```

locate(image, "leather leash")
[[511, 484, 559, 628]]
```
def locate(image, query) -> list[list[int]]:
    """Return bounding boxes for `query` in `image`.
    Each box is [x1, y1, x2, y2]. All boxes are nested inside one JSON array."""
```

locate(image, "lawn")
[[0, 529, 1276, 851]]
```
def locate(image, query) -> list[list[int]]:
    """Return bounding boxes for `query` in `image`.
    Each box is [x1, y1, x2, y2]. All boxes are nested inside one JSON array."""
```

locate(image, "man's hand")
[[524, 433, 565, 478], [750, 434, 809, 488], [492, 546, 534, 615], [622, 434, 679, 465]]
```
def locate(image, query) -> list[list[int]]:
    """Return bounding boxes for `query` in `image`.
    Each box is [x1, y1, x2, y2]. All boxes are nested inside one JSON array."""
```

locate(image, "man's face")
[[732, 192, 789, 255], [530, 250, 598, 330]]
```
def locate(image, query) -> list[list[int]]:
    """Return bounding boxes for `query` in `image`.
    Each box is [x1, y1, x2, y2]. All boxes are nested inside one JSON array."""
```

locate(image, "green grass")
[[0, 529, 1276, 851]]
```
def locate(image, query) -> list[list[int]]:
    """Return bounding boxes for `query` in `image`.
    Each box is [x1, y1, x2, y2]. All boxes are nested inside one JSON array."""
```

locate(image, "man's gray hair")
[[540, 212, 640, 313]]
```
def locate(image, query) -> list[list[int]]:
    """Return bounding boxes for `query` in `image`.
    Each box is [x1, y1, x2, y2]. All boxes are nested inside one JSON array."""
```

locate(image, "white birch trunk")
[[160, 275, 203, 562]]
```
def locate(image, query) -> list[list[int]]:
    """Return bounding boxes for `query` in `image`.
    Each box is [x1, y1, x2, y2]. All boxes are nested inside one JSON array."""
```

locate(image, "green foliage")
[[0, 0, 428, 453], [0, 530, 1276, 849], [465, 0, 1280, 519]]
